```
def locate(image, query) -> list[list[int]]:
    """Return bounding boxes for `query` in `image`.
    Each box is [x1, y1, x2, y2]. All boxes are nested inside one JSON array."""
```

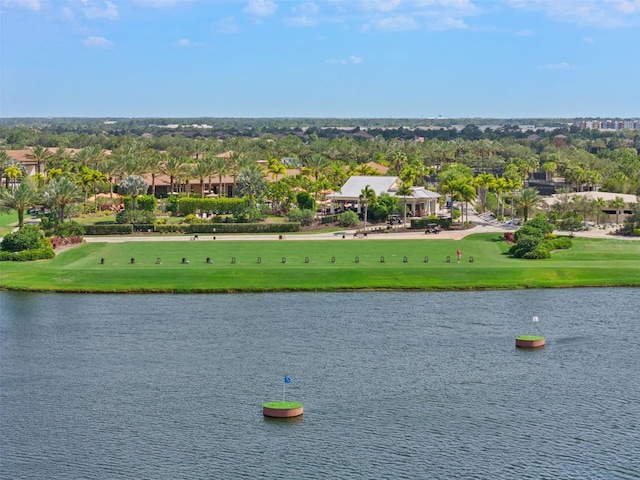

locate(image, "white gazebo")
[[327, 176, 440, 217]]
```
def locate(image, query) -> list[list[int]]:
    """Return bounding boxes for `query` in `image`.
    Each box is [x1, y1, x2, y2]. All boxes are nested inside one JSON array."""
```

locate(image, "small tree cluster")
[[286, 208, 316, 226], [339, 210, 359, 228], [1, 225, 45, 252], [510, 215, 571, 259]]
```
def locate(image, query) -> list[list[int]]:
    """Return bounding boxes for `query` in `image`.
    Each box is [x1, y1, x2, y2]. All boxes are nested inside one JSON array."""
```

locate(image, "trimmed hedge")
[[188, 222, 301, 234], [178, 197, 249, 216], [0, 247, 55, 261], [411, 218, 451, 229], [84, 224, 134, 235], [321, 214, 340, 224], [155, 224, 185, 234]]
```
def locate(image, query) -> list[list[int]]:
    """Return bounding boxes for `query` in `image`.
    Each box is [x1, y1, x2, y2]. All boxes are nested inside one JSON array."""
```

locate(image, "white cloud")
[[82, 36, 114, 48], [134, 0, 184, 7], [326, 55, 364, 64], [243, 0, 277, 17], [177, 38, 204, 47], [429, 16, 468, 30], [416, 0, 477, 11], [214, 15, 240, 34], [84, 0, 118, 20], [583, 35, 594, 43], [1, 0, 41, 10], [285, 1, 320, 26], [360, 0, 402, 12], [365, 14, 420, 31], [515, 28, 533, 35], [62, 6, 74, 20], [540, 62, 574, 70], [506, 0, 640, 27]]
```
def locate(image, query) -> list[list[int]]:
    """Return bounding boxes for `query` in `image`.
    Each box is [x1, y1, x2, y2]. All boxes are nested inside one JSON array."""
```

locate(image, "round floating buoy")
[[516, 335, 545, 348], [262, 401, 304, 418]]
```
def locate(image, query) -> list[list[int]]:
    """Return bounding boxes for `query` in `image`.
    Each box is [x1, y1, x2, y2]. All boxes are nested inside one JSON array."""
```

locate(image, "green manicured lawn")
[[0, 211, 20, 236], [263, 402, 303, 409], [1, 234, 639, 292], [0, 210, 38, 237]]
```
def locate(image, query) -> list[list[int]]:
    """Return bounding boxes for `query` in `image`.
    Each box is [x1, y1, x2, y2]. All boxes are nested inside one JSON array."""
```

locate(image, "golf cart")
[[388, 214, 402, 225], [425, 223, 441, 234]]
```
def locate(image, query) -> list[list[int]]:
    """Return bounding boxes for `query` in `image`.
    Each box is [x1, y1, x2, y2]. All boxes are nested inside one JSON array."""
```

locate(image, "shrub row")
[[410, 218, 451, 229], [153, 223, 302, 234], [189, 223, 301, 234], [50, 236, 83, 249], [178, 197, 249, 216], [84, 224, 134, 235], [0, 247, 55, 261], [321, 214, 340, 224]]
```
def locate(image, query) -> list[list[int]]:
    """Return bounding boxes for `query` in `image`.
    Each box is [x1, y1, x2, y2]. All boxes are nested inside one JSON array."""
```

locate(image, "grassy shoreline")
[[2, 233, 639, 293]]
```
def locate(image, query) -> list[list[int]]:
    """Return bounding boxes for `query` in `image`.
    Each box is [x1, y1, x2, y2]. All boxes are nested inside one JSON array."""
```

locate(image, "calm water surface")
[[1, 289, 639, 479]]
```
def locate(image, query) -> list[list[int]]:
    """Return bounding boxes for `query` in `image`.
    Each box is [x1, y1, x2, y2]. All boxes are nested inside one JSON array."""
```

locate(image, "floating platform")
[[516, 335, 546, 348], [262, 401, 304, 418]]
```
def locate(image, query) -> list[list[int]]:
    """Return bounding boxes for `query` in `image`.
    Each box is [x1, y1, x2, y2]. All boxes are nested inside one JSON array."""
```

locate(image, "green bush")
[[115, 210, 156, 225], [84, 224, 134, 235], [287, 209, 315, 226], [296, 192, 315, 211], [136, 195, 158, 212], [514, 224, 545, 242], [154, 224, 186, 234], [53, 220, 85, 238], [1, 225, 45, 252], [321, 214, 340, 224], [338, 210, 359, 228], [547, 236, 573, 250], [523, 245, 551, 259], [177, 197, 248, 216], [0, 247, 55, 261], [510, 235, 541, 258]]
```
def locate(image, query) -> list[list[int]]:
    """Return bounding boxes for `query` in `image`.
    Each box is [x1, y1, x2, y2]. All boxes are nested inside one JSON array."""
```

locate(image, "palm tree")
[[513, 187, 542, 223], [192, 158, 215, 198], [595, 197, 607, 226], [5, 165, 22, 190], [457, 180, 477, 223], [359, 185, 376, 232], [236, 164, 266, 207], [267, 158, 287, 182], [100, 158, 122, 201], [144, 152, 163, 197], [303, 153, 330, 182], [0, 177, 40, 228], [80, 168, 108, 211], [118, 175, 148, 218], [43, 176, 82, 222], [474, 173, 495, 213], [609, 196, 627, 224], [396, 182, 413, 227], [26, 145, 53, 175], [212, 156, 229, 197], [162, 156, 185, 195], [0, 150, 10, 189]]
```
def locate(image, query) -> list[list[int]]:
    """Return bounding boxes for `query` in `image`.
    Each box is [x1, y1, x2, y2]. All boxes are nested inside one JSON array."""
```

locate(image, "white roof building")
[[327, 176, 440, 217]]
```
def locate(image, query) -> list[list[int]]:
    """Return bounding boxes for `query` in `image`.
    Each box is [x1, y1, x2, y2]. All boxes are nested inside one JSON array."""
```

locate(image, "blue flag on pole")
[[284, 376, 291, 384]]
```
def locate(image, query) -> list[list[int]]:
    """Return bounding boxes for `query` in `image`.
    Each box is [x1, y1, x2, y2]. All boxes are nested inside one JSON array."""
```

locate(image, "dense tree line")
[[1, 119, 639, 238]]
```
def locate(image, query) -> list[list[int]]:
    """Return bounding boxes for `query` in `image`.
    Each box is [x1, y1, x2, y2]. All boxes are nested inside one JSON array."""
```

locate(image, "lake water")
[[1, 289, 639, 479]]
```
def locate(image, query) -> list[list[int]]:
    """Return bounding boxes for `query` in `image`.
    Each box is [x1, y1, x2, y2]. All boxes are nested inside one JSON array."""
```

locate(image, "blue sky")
[[1, 0, 639, 118]]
